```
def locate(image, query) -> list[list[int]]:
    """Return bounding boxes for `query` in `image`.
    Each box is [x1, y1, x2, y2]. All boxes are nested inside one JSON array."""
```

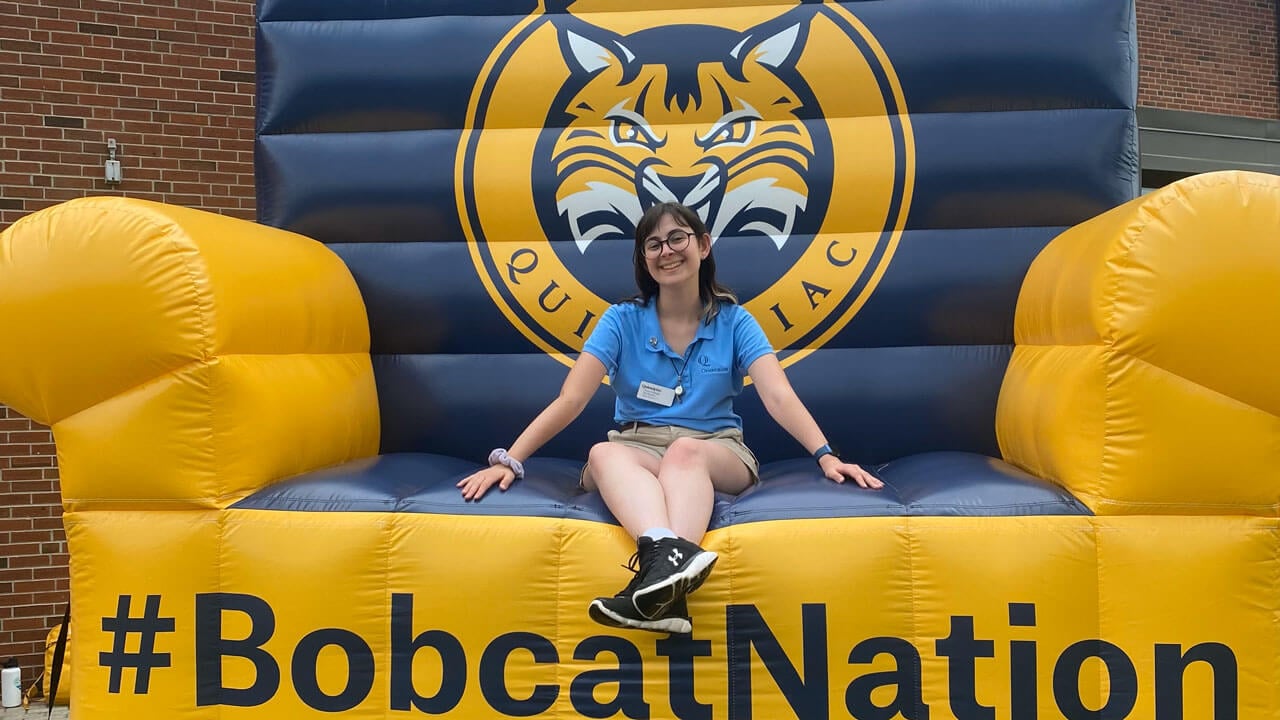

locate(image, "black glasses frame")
[[642, 230, 695, 258]]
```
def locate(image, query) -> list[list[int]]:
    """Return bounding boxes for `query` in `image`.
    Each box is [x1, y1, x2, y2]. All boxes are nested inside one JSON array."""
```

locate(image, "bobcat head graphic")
[[536, 12, 831, 255]]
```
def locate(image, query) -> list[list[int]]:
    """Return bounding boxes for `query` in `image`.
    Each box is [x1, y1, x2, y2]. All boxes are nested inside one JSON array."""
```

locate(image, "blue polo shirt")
[[581, 299, 774, 432]]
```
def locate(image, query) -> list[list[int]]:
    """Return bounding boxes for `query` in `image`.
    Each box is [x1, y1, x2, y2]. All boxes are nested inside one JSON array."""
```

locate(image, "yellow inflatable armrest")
[[997, 171, 1280, 514], [0, 197, 380, 509]]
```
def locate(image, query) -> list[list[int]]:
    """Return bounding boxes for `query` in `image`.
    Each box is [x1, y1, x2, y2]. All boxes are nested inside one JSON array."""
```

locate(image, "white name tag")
[[637, 381, 676, 407]]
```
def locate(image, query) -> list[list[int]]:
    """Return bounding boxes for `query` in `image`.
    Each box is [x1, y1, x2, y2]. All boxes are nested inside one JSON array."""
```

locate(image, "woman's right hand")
[[456, 464, 517, 501]]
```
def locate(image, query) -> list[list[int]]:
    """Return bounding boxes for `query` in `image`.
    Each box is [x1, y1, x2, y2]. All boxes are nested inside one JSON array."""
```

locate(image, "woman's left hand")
[[819, 455, 883, 489], [456, 464, 517, 501]]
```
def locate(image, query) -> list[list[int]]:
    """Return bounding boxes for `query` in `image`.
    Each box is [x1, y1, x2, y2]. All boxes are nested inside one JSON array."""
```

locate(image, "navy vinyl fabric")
[[256, 111, 1132, 242], [233, 453, 612, 520], [332, 226, 1060, 357], [714, 452, 1092, 527], [234, 451, 1091, 523], [372, 345, 1010, 465], [254, 0, 1137, 488], [256, 1, 1134, 134]]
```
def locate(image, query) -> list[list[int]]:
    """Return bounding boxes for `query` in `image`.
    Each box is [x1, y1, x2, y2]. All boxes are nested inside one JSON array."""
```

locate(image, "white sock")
[[641, 527, 677, 541]]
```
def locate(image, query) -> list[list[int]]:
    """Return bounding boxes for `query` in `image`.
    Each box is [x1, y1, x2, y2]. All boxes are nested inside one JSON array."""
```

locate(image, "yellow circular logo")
[[460, 1, 913, 367]]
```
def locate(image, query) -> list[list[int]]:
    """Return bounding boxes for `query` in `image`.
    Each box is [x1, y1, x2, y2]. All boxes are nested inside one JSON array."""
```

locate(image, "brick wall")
[[0, 407, 62, 688], [0, 0, 1277, 694], [0, 0, 255, 688], [1138, 0, 1279, 119], [0, 0, 256, 229]]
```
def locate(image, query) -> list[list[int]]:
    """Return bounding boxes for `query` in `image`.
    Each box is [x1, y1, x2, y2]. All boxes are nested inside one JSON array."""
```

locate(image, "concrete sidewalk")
[[1, 703, 70, 719]]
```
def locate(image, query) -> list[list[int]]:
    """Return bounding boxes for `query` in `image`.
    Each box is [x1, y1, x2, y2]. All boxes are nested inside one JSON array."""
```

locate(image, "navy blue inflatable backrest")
[[255, 0, 1137, 464]]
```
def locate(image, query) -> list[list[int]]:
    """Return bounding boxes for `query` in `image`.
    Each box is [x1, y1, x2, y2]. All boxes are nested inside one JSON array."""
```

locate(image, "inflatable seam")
[[258, 106, 1133, 137], [724, 526, 740, 708], [54, 351, 367, 430], [103, 198, 219, 361], [1007, 340, 1104, 348], [1090, 517, 1103, 704], [1090, 498, 1280, 514], [904, 518, 924, 720], [50, 356, 212, 429], [715, 502, 1086, 521], [553, 519, 565, 709], [62, 498, 225, 510], [1112, 349, 1278, 422], [1100, 344, 1116, 512]]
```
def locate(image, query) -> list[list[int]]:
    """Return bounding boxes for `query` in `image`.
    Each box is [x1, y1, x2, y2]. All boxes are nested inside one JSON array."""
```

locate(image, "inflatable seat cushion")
[[233, 451, 1091, 526]]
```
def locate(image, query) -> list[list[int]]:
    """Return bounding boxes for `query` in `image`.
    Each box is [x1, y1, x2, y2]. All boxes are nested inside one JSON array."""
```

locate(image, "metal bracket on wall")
[[105, 138, 122, 183]]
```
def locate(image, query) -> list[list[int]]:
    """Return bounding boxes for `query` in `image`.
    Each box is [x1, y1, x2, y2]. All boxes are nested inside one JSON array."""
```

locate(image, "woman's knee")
[[586, 441, 619, 472], [661, 437, 708, 471]]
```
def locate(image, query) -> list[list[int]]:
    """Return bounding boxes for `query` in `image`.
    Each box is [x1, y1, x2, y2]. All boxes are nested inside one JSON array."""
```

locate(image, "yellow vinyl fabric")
[[6, 182, 1280, 717], [0, 0, 1274, 712], [40, 622, 70, 704], [4, 187, 1279, 717], [60, 511, 1277, 719], [998, 171, 1280, 514], [0, 197, 379, 508]]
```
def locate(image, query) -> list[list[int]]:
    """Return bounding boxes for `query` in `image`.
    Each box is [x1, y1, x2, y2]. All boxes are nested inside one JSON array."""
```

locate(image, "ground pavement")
[[1, 702, 70, 719]]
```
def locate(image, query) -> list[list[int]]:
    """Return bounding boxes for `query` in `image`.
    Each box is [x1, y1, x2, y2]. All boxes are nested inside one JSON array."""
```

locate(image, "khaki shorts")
[[580, 424, 760, 490]]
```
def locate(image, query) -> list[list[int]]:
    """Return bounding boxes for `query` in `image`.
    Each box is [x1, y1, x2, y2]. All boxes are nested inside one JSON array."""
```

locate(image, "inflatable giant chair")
[[2, 0, 1278, 717]]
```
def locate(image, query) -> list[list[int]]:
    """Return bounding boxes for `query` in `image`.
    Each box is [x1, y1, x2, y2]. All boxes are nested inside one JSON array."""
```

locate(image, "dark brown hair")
[[631, 202, 737, 322]]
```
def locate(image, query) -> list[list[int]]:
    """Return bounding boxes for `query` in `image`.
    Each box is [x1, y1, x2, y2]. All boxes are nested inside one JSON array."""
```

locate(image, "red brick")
[[8, 455, 54, 469], [29, 517, 64, 532], [12, 579, 58, 594], [9, 530, 53, 544], [30, 591, 66, 605], [8, 603, 56, 619], [8, 501, 56, 515], [6, 431, 51, 444], [1, 616, 53, 631], [6, 483, 54, 497], [7, 554, 51, 569], [1137, 0, 1277, 119]]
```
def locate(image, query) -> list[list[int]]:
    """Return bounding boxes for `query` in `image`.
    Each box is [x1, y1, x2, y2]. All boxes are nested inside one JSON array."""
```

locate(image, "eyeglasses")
[[642, 230, 695, 258]]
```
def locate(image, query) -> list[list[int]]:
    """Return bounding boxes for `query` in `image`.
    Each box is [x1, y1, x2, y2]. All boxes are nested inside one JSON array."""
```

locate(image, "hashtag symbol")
[[99, 594, 175, 694]]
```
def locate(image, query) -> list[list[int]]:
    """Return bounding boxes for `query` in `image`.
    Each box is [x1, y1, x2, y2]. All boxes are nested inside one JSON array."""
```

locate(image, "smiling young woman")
[[457, 201, 881, 634]]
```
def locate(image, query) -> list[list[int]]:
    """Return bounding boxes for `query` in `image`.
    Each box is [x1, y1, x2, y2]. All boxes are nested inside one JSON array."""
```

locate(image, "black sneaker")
[[589, 594, 691, 635], [630, 536, 717, 619]]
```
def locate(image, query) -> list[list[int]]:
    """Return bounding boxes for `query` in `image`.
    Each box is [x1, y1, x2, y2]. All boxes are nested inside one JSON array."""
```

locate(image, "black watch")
[[813, 443, 839, 466]]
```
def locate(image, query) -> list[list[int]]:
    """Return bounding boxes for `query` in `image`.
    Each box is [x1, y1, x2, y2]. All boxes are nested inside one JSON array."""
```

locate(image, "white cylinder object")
[[0, 662, 20, 708]]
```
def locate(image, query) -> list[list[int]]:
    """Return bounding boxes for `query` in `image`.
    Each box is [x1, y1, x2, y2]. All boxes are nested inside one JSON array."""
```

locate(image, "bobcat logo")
[[536, 16, 830, 256], [461, 1, 913, 364]]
